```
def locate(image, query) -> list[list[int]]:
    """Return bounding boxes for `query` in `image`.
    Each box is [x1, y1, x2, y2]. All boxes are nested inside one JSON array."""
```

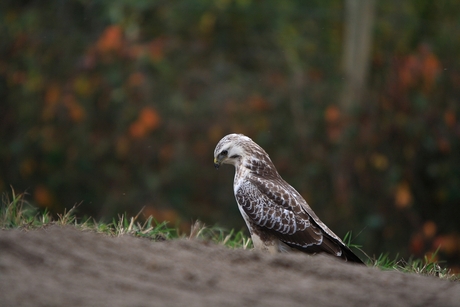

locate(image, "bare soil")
[[1, 226, 459, 307]]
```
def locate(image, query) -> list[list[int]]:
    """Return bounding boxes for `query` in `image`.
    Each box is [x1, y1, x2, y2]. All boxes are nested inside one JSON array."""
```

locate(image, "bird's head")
[[213, 134, 254, 169]]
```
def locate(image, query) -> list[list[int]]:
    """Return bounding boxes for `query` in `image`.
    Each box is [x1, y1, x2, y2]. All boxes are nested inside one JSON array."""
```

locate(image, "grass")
[[370, 252, 458, 280], [0, 190, 251, 249], [1, 190, 458, 281]]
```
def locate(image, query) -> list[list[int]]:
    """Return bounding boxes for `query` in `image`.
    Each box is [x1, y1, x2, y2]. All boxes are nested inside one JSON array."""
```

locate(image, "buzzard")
[[213, 133, 364, 264]]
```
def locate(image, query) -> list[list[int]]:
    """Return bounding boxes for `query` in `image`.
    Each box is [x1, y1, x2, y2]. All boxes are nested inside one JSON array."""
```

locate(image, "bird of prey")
[[213, 133, 364, 264]]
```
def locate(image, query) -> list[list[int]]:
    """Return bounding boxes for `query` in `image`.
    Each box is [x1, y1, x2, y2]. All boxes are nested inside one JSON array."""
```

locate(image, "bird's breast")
[[233, 166, 251, 194]]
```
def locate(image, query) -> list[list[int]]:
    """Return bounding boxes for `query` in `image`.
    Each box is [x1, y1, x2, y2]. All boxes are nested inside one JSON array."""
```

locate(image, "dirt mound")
[[0, 226, 459, 307]]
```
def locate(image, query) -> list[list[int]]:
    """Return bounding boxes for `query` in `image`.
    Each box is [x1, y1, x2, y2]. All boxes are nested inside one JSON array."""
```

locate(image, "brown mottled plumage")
[[214, 133, 364, 264]]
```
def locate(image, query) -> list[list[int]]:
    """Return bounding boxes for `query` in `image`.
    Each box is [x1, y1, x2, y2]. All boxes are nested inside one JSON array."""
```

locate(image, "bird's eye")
[[220, 150, 228, 156]]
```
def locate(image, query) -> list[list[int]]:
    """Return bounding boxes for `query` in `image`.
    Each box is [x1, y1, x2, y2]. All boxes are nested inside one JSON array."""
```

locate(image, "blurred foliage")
[[1, 0, 460, 270]]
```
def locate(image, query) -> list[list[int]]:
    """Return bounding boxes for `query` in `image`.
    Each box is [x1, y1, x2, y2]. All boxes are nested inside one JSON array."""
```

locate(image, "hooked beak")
[[213, 157, 221, 169]]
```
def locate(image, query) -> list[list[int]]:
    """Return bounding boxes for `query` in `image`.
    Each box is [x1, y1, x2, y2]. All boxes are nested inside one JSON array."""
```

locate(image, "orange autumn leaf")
[[45, 84, 60, 105], [63, 94, 85, 122], [398, 44, 440, 93], [34, 185, 54, 208], [421, 52, 440, 92], [433, 235, 459, 255], [129, 121, 147, 138], [325, 105, 340, 123], [139, 107, 160, 130], [325, 105, 343, 142], [399, 55, 418, 89], [96, 25, 123, 53], [129, 107, 160, 138], [422, 221, 437, 239], [395, 182, 413, 208]]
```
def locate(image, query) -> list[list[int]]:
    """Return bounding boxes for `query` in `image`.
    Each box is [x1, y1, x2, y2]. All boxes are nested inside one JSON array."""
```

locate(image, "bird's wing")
[[237, 174, 353, 258], [235, 177, 326, 249]]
